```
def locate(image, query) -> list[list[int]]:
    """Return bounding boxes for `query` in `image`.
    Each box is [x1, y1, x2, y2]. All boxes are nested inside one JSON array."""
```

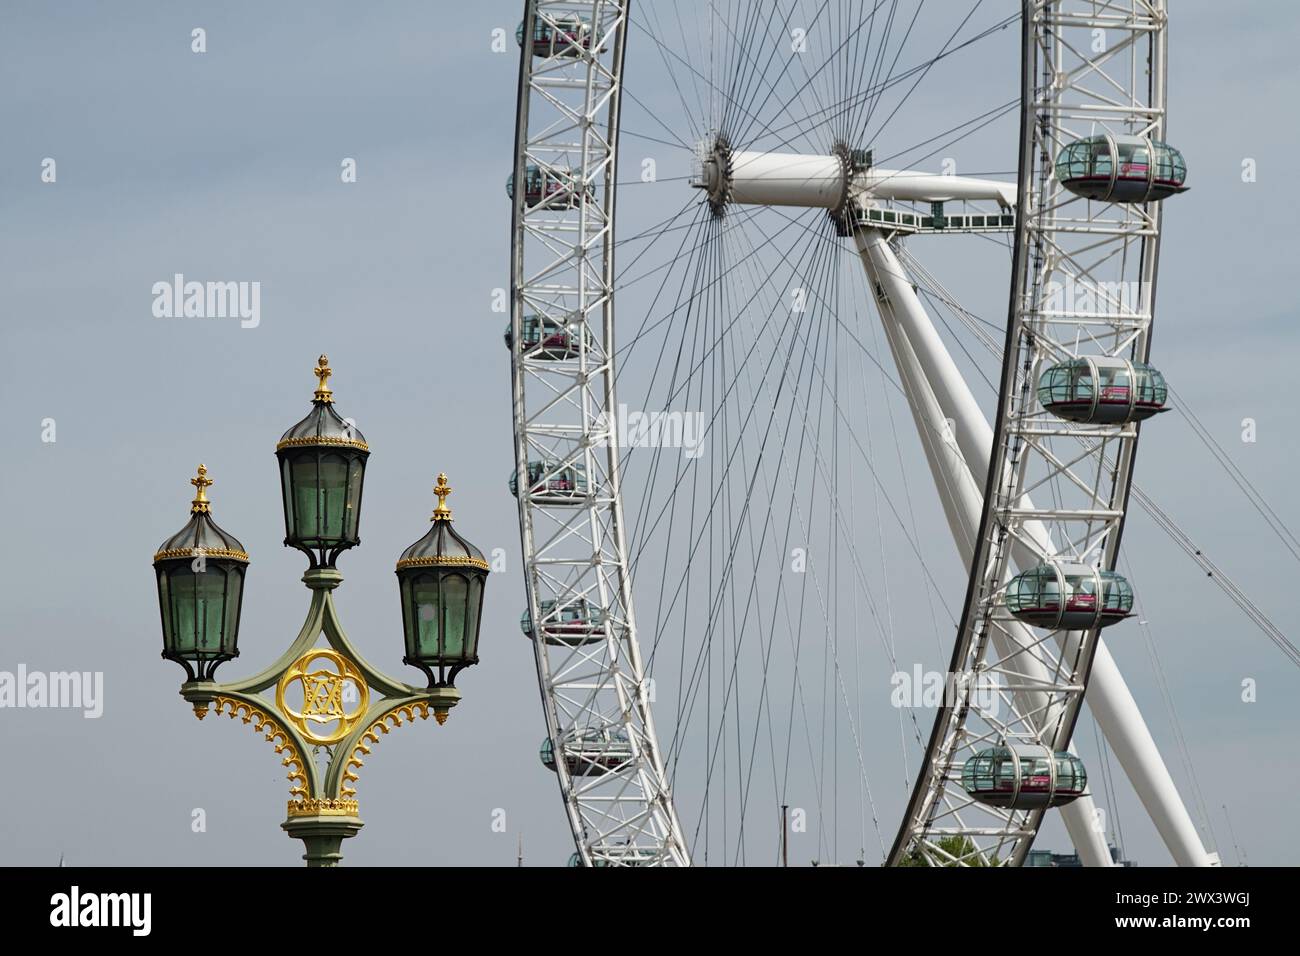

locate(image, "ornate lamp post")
[[151, 356, 489, 867]]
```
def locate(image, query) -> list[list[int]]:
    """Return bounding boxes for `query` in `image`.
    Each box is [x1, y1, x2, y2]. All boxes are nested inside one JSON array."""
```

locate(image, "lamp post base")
[[281, 814, 364, 867]]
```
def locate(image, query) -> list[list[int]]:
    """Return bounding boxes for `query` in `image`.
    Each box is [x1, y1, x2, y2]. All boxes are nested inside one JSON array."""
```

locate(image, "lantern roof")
[[153, 464, 250, 564], [396, 474, 490, 572], [276, 354, 370, 454]]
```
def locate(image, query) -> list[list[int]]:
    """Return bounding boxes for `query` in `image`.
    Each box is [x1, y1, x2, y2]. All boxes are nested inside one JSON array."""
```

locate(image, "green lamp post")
[[151, 356, 488, 866]]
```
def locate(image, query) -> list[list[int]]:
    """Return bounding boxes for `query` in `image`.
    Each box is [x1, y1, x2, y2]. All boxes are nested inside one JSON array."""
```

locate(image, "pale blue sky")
[[1, 1, 1297, 867]]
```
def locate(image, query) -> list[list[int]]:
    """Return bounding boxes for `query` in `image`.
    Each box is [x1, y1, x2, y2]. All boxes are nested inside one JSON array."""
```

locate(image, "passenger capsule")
[[504, 314, 591, 360], [567, 852, 611, 867], [508, 459, 588, 503], [540, 728, 633, 777], [506, 164, 593, 210], [1038, 357, 1169, 424], [516, 15, 594, 58], [1055, 134, 1187, 202], [962, 745, 1088, 810], [521, 598, 607, 646], [1005, 563, 1133, 630]]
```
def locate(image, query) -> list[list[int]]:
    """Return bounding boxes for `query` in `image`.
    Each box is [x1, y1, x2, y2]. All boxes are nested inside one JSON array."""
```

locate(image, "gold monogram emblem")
[[276, 649, 369, 744]]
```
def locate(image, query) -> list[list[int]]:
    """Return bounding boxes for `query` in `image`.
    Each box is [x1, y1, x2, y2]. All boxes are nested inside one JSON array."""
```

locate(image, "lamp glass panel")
[[281, 457, 296, 535], [290, 454, 350, 541], [222, 567, 243, 654], [464, 575, 483, 658], [343, 457, 363, 539], [440, 573, 469, 660], [156, 571, 173, 649], [290, 456, 321, 540], [167, 567, 227, 659], [412, 575, 443, 660], [316, 454, 350, 540]]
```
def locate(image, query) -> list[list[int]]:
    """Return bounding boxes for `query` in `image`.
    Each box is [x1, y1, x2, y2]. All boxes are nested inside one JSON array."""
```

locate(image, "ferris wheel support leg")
[[853, 230, 1054, 556], [872, 288, 1066, 728], [857, 228, 1065, 716], [858, 229, 1111, 867], [853, 227, 1213, 867]]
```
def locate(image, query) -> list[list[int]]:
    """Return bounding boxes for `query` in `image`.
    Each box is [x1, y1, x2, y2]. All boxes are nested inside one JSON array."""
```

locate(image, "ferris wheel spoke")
[[874, 98, 1019, 172], [615, 205, 801, 362], [640, 225, 835, 684], [726, 222, 945, 681], [626, 222, 832, 588], [723, 0, 833, 151], [848, 0, 902, 143], [619, 83, 697, 152], [686, 230, 847, 858], [864, 0, 991, 146], [617, 129, 697, 155], [639, 221, 842, 858], [652, 214, 941, 861], [611, 194, 702, 256], [723, 1, 830, 154], [512, 0, 1210, 867], [639, 3, 708, 143], [731, 0, 866, 150]]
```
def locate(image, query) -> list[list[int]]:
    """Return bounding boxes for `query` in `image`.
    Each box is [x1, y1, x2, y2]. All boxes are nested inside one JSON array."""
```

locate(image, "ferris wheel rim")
[[886, 0, 1174, 865], [510, 0, 690, 868], [511, 0, 1176, 867]]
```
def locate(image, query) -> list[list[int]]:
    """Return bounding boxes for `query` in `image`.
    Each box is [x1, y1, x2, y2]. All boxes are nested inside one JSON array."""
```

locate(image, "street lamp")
[[276, 355, 369, 567], [151, 355, 489, 866], [152, 464, 249, 681], [396, 474, 489, 691]]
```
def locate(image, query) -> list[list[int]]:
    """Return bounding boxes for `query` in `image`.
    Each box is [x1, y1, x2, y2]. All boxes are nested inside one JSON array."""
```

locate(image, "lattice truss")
[[895, 0, 1168, 867], [512, 0, 689, 866]]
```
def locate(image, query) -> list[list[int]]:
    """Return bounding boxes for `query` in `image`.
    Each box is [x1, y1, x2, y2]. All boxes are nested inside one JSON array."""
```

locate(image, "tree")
[[896, 836, 999, 866]]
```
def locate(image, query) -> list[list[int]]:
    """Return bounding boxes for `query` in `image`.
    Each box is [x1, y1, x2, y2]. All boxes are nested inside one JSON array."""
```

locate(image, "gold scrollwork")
[[274, 435, 370, 452], [285, 797, 359, 817], [339, 702, 432, 797], [153, 546, 250, 563], [394, 554, 490, 571], [211, 696, 309, 800], [275, 648, 370, 745]]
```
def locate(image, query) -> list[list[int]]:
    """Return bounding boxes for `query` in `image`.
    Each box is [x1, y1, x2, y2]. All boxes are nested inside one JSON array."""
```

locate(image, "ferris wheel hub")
[[691, 138, 1016, 217]]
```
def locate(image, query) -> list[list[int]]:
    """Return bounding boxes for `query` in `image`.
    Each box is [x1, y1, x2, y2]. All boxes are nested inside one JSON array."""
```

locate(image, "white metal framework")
[[509, 1, 689, 866], [510, 0, 1216, 866], [888, 0, 1194, 867]]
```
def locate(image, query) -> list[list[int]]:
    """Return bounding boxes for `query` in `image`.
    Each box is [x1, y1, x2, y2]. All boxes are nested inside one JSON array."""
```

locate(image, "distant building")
[[1026, 844, 1135, 867]]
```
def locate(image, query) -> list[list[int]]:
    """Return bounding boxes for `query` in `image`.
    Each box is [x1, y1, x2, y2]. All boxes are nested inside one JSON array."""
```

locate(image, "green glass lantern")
[[276, 355, 370, 567], [395, 474, 489, 688], [153, 464, 250, 681]]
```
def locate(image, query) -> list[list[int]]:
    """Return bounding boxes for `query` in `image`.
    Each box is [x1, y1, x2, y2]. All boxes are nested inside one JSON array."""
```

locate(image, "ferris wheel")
[[507, 1, 1215, 866]]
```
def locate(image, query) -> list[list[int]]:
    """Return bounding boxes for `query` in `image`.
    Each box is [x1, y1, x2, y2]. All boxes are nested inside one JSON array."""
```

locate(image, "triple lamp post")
[[150, 355, 490, 866]]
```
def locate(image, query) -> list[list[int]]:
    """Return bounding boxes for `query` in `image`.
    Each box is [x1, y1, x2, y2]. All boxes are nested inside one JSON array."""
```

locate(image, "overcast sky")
[[1, 1, 1297, 868]]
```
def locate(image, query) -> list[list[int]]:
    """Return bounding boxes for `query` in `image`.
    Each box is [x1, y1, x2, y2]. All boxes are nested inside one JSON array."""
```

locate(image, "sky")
[[1, 1, 1297, 868]]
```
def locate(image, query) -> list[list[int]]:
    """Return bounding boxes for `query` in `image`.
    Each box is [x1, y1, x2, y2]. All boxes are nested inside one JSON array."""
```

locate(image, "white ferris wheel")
[[507, 1, 1221, 867]]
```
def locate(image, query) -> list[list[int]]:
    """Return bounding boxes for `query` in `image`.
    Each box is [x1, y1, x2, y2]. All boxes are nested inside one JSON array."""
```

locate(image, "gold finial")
[[432, 473, 453, 521], [314, 354, 334, 404], [190, 464, 214, 514]]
